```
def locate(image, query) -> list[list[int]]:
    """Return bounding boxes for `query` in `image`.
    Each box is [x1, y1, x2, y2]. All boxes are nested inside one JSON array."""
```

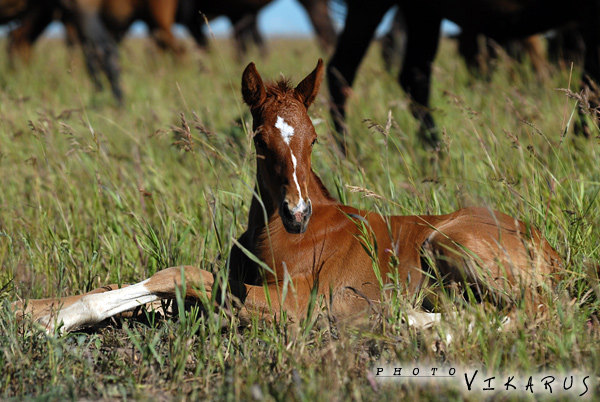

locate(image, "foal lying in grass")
[[14, 59, 562, 333]]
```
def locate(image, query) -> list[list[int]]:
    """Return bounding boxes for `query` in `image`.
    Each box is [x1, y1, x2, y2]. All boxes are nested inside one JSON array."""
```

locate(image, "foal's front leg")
[[13, 266, 214, 333], [234, 279, 313, 323], [239, 280, 443, 330]]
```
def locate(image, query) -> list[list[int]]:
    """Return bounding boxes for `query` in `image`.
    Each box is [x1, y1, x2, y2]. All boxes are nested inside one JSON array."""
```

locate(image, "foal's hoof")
[[11, 300, 64, 335]]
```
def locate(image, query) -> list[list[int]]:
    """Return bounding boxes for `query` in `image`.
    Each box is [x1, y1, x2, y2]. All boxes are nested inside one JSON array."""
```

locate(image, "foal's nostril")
[[281, 200, 294, 219]]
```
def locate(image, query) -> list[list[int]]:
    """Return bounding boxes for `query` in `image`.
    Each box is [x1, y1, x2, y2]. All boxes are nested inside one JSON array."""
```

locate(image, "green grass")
[[1, 36, 599, 400]]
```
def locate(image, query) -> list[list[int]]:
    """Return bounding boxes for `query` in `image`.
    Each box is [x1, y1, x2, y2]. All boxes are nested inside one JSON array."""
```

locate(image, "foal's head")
[[241, 59, 324, 234]]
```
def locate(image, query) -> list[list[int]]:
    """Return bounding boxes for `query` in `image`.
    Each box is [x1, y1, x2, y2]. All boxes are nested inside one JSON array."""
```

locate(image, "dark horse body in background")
[[0, 0, 27, 21], [0, 0, 48, 23], [380, 8, 547, 80], [328, 0, 600, 152], [5, 0, 336, 103], [1, 0, 59, 61]]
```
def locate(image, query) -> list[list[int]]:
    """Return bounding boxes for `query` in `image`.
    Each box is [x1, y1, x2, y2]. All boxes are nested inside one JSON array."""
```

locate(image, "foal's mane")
[[265, 79, 300, 103]]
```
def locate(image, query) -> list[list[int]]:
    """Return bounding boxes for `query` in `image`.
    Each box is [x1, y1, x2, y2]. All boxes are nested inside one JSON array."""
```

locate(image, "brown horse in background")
[[8, 0, 336, 60], [5, 0, 337, 102], [14, 59, 562, 334], [4, 0, 181, 102], [7, 0, 183, 62], [328, 0, 600, 152]]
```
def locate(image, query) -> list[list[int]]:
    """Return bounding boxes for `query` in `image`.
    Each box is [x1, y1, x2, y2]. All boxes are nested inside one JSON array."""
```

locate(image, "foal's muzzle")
[[280, 198, 312, 234]]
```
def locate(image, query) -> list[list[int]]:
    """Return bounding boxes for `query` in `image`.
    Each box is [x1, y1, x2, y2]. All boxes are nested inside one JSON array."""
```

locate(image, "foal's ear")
[[295, 58, 324, 109], [242, 62, 266, 108]]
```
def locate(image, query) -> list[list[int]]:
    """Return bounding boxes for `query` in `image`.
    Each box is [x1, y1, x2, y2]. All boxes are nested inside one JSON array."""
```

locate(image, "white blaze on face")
[[276, 115, 294, 145], [275, 115, 303, 200]]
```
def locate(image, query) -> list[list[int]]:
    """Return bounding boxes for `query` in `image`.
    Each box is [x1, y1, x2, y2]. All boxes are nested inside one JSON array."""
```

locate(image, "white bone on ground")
[[41, 279, 158, 333]]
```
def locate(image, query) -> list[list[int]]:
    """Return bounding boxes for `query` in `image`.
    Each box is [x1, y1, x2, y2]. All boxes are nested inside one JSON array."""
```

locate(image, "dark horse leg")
[[397, 5, 442, 148], [457, 30, 485, 75], [298, 0, 337, 52], [187, 20, 209, 49], [146, 0, 184, 55], [327, 0, 390, 155], [380, 8, 407, 74], [248, 15, 266, 57], [64, 4, 123, 104], [231, 13, 266, 60], [176, 0, 209, 49], [576, 3, 600, 138]]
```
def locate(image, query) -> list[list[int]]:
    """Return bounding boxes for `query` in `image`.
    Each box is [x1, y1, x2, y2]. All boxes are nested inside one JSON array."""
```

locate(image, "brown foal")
[[14, 59, 562, 333]]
